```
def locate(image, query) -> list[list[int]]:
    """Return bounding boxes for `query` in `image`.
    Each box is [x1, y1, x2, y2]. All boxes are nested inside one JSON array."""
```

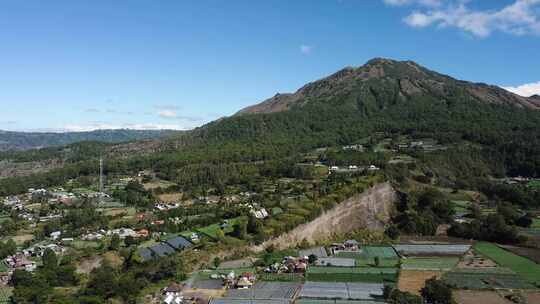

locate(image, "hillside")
[[0, 129, 178, 151], [2, 57, 540, 195], [237, 58, 540, 115]]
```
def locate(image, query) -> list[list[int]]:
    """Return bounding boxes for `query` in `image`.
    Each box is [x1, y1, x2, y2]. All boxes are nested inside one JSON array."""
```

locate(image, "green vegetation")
[[307, 266, 398, 283], [474, 242, 540, 284], [401, 257, 459, 270]]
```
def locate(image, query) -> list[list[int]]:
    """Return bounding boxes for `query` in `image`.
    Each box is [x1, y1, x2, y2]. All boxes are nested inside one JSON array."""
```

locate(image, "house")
[[163, 283, 184, 304], [5, 255, 36, 272], [137, 229, 149, 238], [235, 272, 256, 289], [50, 231, 61, 240], [149, 243, 176, 258], [164, 236, 192, 251], [330, 166, 339, 171], [367, 165, 380, 171]]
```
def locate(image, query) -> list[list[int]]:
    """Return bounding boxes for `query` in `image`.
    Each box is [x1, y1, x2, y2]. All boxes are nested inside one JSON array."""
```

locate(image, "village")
[[0, 136, 539, 304]]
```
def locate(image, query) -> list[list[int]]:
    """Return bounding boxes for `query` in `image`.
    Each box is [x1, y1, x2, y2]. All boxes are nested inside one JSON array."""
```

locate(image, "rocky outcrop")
[[254, 182, 397, 251]]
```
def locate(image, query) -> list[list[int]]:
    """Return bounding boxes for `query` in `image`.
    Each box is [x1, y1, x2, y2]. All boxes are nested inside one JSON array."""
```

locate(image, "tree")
[[231, 219, 247, 240], [421, 277, 453, 304], [308, 254, 318, 264], [374, 256, 380, 267], [385, 225, 400, 240], [0, 239, 17, 259], [109, 233, 121, 251], [213, 257, 221, 269], [42, 248, 58, 270]]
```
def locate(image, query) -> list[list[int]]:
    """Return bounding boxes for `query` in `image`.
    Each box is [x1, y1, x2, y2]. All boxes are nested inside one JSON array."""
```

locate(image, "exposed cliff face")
[[254, 182, 397, 251]]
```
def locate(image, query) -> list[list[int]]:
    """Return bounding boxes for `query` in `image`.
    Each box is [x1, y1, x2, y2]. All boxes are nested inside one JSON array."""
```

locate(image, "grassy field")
[[196, 217, 242, 239], [451, 200, 471, 213], [474, 242, 540, 284], [336, 246, 399, 267], [401, 257, 459, 271], [532, 218, 540, 229]]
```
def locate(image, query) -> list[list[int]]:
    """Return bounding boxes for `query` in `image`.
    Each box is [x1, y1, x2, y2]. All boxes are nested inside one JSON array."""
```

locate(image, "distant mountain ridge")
[[237, 58, 540, 115], [0, 129, 178, 151]]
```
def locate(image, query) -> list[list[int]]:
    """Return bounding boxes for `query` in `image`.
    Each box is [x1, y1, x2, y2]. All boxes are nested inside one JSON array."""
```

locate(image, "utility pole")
[[99, 156, 104, 195]]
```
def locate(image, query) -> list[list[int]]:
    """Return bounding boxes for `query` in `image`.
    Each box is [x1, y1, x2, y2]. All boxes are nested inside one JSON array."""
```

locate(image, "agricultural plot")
[[341, 246, 400, 267], [499, 245, 540, 264], [443, 271, 534, 289], [0, 287, 12, 304], [398, 270, 441, 295], [211, 299, 290, 304], [297, 301, 382, 304], [474, 242, 540, 284], [401, 257, 459, 271], [307, 267, 398, 283], [453, 290, 513, 304], [393, 244, 471, 256], [300, 282, 384, 300], [224, 282, 302, 299], [259, 273, 305, 282], [315, 258, 356, 267]]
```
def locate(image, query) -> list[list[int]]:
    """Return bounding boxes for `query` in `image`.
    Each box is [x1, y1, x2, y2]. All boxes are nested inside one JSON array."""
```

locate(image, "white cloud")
[[392, 0, 540, 37], [503, 81, 540, 97], [158, 110, 178, 119], [300, 45, 313, 55], [62, 123, 187, 132], [384, 0, 442, 7]]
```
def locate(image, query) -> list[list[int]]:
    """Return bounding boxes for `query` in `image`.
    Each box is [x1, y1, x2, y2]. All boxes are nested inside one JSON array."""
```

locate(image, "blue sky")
[[1, 0, 539, 132]]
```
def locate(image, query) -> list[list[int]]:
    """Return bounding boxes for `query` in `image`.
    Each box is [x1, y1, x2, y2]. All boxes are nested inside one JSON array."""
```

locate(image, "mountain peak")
[[237, 58, 540, 115]]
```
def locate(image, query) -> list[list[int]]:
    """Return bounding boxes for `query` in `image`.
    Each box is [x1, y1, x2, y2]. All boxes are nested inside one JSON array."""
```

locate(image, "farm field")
[[474, 242, 540, 283], [499, 245, 540, 264], [300, 281, 384, 300], [453, 290, 511, 304], [337, 246, 399, 267], [401, 257, 459, 270], [224, 281, 302, 299], [0, 287, 12, 304], [398, 270, 441, 295], [443, 270, 534, 289], [307, 267, 398, 283]]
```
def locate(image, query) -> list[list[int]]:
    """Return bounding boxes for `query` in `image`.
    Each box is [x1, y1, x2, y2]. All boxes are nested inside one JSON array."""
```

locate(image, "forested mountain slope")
[[1, 58, 540, 195], [0, 129, 177, 151]]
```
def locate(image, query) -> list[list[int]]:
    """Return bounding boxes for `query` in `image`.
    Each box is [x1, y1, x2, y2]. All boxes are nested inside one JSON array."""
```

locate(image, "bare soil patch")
[[158, 192, 183, 203], [76, 256, 103, 274], [458, 249, 497, 269], [525, 292, 540, 304], [398, 270, 441, 295], [454, 290, 511, 304], [103, 251, 124, 268], [13, 234, 33, 245]]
